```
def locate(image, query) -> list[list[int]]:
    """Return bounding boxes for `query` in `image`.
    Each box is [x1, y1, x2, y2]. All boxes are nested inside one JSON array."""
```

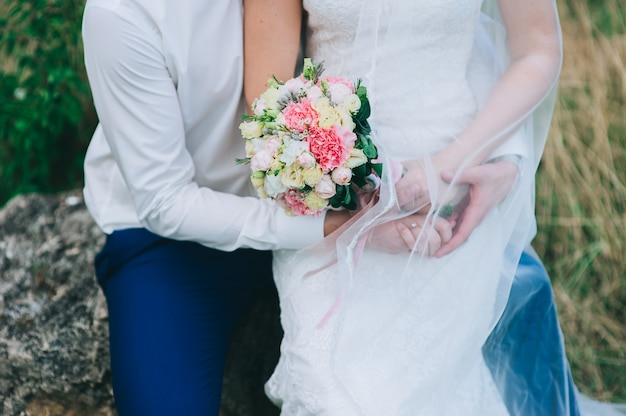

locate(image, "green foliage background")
[[0, 0, 96, 204], [0, 0, 624, 405]]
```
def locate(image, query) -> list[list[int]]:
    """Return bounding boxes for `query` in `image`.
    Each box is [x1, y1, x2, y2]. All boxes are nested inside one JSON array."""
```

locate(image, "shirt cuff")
[[274, 210, 326, 250]]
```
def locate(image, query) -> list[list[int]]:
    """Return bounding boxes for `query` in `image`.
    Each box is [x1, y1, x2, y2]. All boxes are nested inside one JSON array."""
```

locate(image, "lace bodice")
[[304, 0, 484, 157]]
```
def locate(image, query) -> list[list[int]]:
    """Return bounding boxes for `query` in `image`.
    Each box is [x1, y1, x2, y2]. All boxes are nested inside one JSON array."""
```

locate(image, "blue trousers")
[[484, 250, 581, 416], [95, 229, 580, 415], [95, 228, 274, 415]]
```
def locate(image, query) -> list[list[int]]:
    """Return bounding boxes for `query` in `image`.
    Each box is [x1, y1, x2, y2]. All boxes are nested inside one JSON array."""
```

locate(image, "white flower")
[[280, 137, 309, 165], [306, 85, 324, 101], [345, 148, 368, 168], [276, 111, 286, 127], [337, 108, 355, 131], [264, 173, 288, 197], [262, 87, 282, 110], [281, 164, 306, 189], [13, 88, 26, 101], [284, 77, 306, 94], [251, 150, 274, 171], [317, 109, 341, 129], [252, 97, 266, 116], [341, 94, 362, 114], [239, 121, 263, 139], [331, 166, 353, 186], [297, 152, 316, 169], [264, 136, 282, 154], [315, 175, 337, 199], [328, 83, 352, 105]]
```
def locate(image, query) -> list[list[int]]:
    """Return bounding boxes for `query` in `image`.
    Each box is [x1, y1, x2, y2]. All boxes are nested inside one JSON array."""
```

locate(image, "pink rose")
[[331, 166, 353, 186], [282, 99, 318, 133], [320, 76, 354, 91], [306, 126, 353, 172], [296, 152, 316, 168], [314, 174, 337, 199]]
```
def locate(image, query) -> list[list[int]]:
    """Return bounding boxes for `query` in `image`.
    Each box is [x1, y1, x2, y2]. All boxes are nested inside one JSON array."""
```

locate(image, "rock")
[[0, 192, 283, 416]]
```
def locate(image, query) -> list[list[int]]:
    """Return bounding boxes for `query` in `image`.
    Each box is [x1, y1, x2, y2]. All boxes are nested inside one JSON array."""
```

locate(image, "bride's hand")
[[367, 213, 455, 255], [394, 155, 461, 213]]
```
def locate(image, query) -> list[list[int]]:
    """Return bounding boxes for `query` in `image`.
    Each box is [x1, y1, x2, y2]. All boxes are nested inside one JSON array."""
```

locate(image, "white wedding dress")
[[266, 1, 549, 414]]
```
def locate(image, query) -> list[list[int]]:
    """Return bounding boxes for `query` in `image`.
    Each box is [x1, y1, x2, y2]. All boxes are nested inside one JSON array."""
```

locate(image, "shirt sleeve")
[[82, 6, 325, 251]]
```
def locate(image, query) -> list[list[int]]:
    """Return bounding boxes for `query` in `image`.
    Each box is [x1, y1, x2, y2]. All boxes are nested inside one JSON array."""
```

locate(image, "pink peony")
[[307, 126, 355, 172], [282, 99, 318, 133]]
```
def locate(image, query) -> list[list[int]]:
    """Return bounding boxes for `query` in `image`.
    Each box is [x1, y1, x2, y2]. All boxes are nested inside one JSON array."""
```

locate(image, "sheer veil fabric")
[[266, 0, 625, 414]]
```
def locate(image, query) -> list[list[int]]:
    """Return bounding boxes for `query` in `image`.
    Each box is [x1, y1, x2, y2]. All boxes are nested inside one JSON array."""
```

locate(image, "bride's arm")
[[243, 0, 353, 236], [396, 0, 562, 208], [243, 0, 302, 113]]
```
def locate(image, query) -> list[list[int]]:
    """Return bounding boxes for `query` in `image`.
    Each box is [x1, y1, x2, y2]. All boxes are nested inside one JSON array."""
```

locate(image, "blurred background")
[[0, 0, 624, 404]]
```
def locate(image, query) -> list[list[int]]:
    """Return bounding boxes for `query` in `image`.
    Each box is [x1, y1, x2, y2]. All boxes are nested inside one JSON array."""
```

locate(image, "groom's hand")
[[434, 160, 518, 258]]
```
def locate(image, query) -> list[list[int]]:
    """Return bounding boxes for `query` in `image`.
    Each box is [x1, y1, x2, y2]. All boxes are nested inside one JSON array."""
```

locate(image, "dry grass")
[[535, 0, 626, 402]]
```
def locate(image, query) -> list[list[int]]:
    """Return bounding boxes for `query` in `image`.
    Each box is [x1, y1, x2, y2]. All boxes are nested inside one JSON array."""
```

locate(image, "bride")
[[242, 0, 578, 414]]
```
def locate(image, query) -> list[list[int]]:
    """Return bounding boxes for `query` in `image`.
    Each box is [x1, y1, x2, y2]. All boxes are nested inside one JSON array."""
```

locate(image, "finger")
[[396, 221, 417, 251], [425, 229, 442, 257], [434, 206, 483, 257], [396, 182, 428, 210], [432, 217, 453, 243], [441, 166, 483, 186]]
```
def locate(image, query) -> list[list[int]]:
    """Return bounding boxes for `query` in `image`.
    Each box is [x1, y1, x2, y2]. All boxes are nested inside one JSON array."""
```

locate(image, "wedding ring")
[[410, 223, 417, 228]]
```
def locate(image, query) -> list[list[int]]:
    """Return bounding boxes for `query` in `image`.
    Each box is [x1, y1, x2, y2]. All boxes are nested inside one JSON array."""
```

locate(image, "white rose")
[[281, 164, 306, 189], [284, 77, 306, 94], [302, 165, 324, 187], [262, 87, 282, 110], [328, 83, 352, 105], [239, 121, 263, 139], [306, 85, 324, 101], [317, 109, 341, 129], [312, 97, 332, 113], [331, 166, 353, 186], [264, 173, 288, 197], [251, 150, 274, 171], [341, 94, 362, 114], [244, 140, 256, 157], [345, 148, 368, 168], [304, 192, 329, 211], [315, 175, 337, 199], [297, 152, 316, 169], [337, 108, 355, 131]]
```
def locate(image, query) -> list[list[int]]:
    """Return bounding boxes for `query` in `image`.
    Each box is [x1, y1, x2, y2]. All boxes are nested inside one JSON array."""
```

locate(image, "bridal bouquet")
[[238, 58, 381, 216]]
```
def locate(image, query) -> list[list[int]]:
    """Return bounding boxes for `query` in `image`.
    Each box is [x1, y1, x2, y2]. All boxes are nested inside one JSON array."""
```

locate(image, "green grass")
[[534, 0, 626, 402]]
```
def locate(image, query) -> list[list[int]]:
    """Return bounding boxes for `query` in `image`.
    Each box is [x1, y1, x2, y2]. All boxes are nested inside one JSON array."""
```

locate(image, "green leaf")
[[371, 162, 383, 178]]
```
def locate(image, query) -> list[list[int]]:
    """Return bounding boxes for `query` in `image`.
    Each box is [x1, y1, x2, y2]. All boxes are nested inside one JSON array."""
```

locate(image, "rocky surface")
[[0, 192, 282, 416]]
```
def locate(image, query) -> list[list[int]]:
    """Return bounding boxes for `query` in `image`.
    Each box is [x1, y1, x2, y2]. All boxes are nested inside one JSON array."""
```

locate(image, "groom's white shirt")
[[82, 0, 324, 251]]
